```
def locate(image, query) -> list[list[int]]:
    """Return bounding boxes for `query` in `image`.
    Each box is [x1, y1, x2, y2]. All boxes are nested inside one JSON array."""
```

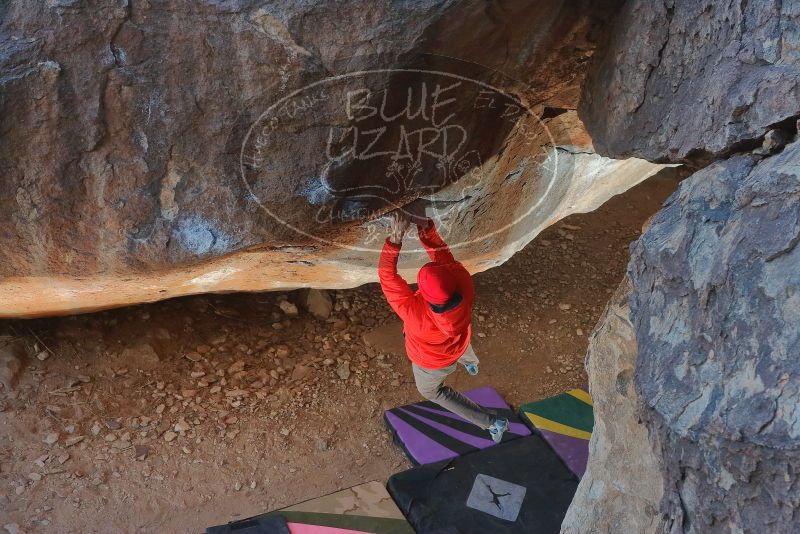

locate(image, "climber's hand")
[[389, 211, 410, 244], [404, 199, 429, 226]]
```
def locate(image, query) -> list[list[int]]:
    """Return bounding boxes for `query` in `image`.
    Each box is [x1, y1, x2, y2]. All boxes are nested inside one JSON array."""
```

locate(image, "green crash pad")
[[518, 388, 593, 478]]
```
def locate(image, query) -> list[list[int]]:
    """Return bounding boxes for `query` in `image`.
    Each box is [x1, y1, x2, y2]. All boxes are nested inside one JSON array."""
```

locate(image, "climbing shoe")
[[462, 362, 479, 376], [488, 417, 509, 444]]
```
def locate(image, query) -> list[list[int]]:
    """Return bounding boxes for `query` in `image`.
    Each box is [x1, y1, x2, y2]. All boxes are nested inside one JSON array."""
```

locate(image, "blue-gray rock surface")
[[629, 141, 800, 532], [565, 1, 799, 531], [580, 0, 800, 162]]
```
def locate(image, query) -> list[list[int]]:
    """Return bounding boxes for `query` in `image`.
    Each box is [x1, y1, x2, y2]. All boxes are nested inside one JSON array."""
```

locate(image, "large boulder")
[[580, 0, 800, 162], [0, 0, 670, 317], [565, 142, 800, 533], [564, 2, 800, 531], [627, 142, 800, 533]]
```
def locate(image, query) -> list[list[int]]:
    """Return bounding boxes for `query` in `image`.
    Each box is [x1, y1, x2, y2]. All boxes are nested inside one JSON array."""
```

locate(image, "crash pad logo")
[[466, 473, 527, 522], [240, 58, 556, 254]]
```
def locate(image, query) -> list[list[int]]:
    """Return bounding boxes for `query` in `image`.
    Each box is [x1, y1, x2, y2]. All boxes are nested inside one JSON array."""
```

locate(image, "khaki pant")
[[412, 345, 495, 429]]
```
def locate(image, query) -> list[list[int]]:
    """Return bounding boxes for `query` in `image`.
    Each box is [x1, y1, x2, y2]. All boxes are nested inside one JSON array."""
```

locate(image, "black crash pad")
[[387, 435, 578, 533], [206, 515, 290, 533]]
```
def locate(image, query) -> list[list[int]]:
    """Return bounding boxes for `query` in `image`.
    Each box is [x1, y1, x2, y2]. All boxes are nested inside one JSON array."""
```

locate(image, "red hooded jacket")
[[378, 220, 474, 369]]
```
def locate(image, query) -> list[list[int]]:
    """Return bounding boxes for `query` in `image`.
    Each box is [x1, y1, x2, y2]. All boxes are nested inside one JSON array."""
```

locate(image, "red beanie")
[[417, 262, 457, 305]]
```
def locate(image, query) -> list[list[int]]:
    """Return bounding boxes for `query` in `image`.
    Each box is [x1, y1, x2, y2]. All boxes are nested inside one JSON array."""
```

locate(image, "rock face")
[[561, 279, 664, 534], [0, 0, 674, 317], [628, 143, 800, 533], [564, 2, 800, 532], [580, 0, 800, 162], [566, 143, 800, 534]]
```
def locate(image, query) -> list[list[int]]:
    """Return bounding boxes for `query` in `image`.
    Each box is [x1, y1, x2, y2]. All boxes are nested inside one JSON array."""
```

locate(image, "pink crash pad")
[[288, 523, 371, 534]]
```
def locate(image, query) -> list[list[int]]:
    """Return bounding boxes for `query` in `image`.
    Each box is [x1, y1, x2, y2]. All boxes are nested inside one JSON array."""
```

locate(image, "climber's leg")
[[412, 362, 495, 429], [458, 344, 480, 376]]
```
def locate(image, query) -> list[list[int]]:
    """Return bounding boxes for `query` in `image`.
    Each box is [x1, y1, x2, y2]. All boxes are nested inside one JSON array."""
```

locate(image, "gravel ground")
[[0, 172, 682, 533]]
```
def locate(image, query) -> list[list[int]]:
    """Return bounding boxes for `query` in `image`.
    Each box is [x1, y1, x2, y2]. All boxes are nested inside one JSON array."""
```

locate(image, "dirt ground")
[[0, 172, 682, 533]]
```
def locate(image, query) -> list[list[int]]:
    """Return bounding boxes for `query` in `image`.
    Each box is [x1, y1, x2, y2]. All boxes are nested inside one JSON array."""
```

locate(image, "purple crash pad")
[[535, 430, 589, 478], [384, 386, 531, 465]]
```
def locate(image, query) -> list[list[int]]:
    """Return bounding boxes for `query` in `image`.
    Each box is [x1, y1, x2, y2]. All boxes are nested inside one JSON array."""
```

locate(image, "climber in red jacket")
[[378, 211, 508, 442]]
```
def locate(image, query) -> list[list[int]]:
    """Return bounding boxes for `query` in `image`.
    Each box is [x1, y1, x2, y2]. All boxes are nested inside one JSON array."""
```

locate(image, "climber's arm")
[[417, 218, 456, 264], [378, 213, 416, 320]]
